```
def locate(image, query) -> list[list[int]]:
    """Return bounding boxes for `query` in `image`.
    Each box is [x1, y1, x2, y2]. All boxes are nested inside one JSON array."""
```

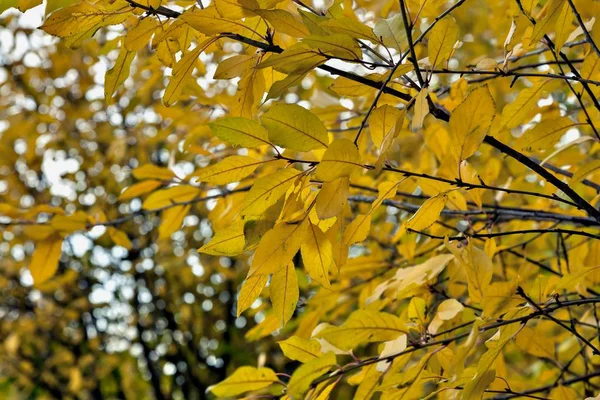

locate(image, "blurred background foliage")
[[0, 10, 282, 399]]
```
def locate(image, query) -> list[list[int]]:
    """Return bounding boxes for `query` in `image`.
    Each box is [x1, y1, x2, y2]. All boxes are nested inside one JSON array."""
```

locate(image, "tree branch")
[[566, 0, 600, 58]]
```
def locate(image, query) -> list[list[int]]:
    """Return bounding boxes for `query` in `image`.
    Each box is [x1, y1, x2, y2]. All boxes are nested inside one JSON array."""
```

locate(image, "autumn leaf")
[[6, 0, 600, 397], [448, 85, 495, 161], [248, 220, 308, 276], [105, 46, 135, 103], [207, 366, 279, 397], [405, 193, 448, 232], [192, 156, 265, 184], [317, 310, 407, 350], [270, 262, 299, 327], [278, 336, 323, 363], [428, 16, 459, 67], [301, 222, 334, 288], [241, 168, 303, 216], [260, 104, 329, 151], [208, 117, 272, 148], [315, 177, 349, 219], [287, 352, 336, 397], [30, 235, 63, 285], [142, 186, 200, 210], [315, 138, 361, 182]]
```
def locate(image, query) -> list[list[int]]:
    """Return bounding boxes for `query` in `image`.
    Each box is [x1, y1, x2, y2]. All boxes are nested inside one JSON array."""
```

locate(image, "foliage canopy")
[[2, 0, 600, 398]]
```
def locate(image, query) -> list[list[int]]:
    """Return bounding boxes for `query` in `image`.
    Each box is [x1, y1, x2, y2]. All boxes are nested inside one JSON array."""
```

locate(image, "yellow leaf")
[[320, 18, 379, 42], [553, 1, 573, 54], [249, 220, 308, 276], [108, 228, 132, 250], [163, 44, 204, 106], [137, 0, 160, 9], [389, 63, 415, 80], [317, 310, 406, 350], [142, 186, 200, 210], [105, 46, 135, 103], [515, 326, 555, 358], [118, 180, 163, 201], [278, 336, 323, 363], [271, 262, 299, 327], [461, 370, 495, 400], [301, 222, 334, 288], [214, 0, 258, 20], [315, 139, 361, 182], [375, 108, 406, 174], [436, 298, 464, 320], [214, 54, 255, 79], [405, 293, 425, 324], [370, 105, 403, 147], [23, 225, 55, 241], [132, 164, 175, 181], [353, 364, 384, 400], [550, 386, 579, 400], [519, 0, 537, 18], [342, 214, 371, 245], [209, 117, 272, 148], [330, 76, 377, 97], [192, 156, 264, 185], [373, 350, 435, 397], [303, 33, 362, 60], [261, 104, 329, 151], [245, 314, 280, 341], [0, 204, 19, 217], [378, 334, 408, 362], [570, 159, 600, 186], [230, 67, 265, 118], [446, 240, 493, 303], [256, 9, 309, 37], [158, 204, 190, 239], [475, 58, 499, 70], [497, 79, 552, 131], [155, 38, 179, 68], [241, 168, 303, 216], [199, 221, 246, 256], [448, 85, 495, 160], [582, 52, 600, 80], [237, 274, 268, 316], [207, 366, 279, 398], [68, 368, 82, 393], [342, 181, 398, 245], [313, 380, 336, 400], [428, 16, 459, 67], [30, 235, 63, 285], [530, 0, 564, 44], [258, 44, 327, 74], [315, 177, 349, 219], [287, 352, 336, 397], [555, 265, 600, 291], [124, 17, 159, 52], [41, 0, 131, 48], [26, 205, 65, 217], [373, 14, 407, 50], [368, 254, 454, 303], [412, 88, 429, 130], [1, 0, 40, 13], [181, 6, 251, 36], [267, 70, 314, 100], [461, 308, 529, 399], [51, 211, 88, 234], [517, 117, 578, 152], [405, 193, 447, 231], [481, 281, 522, 318]]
